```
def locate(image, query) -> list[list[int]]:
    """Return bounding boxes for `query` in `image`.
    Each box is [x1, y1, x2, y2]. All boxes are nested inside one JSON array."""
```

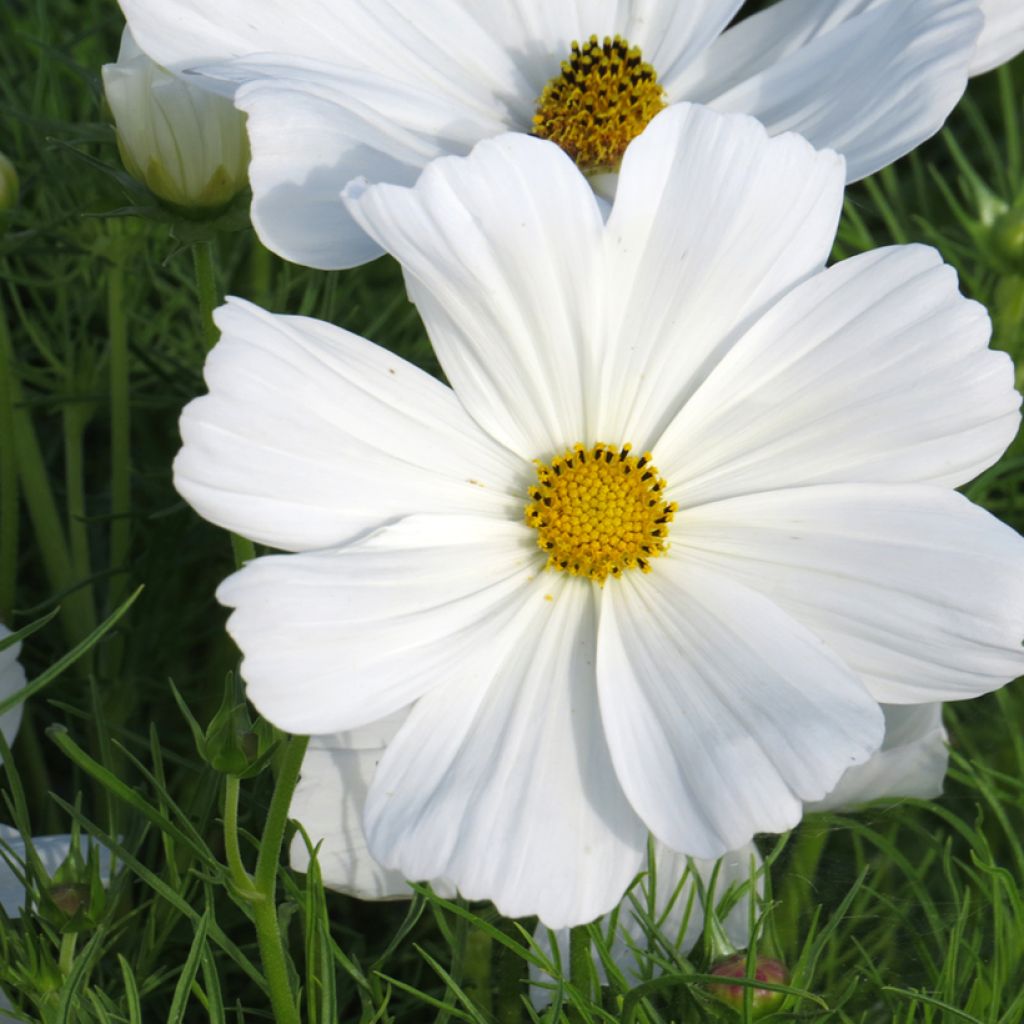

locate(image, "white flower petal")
[[0, 629, 24, 753], [174, 298, 523, 552], [594, 103, 844, 448], [218, 515, 540, 735], [658, 245, 1019, 506], [289, 713, 455, 900], [971, 0, 1024, 74], [810, 704, 948, 811], [346, 133, 605, 459], [364, 577, 647, 929], [679, 485, 1024, 703], [218, 53, 518, 269], [597, 561, 883, 857], [476, 0, 743, 100], [684, 0, 983, 181], [119, 0, 527, 93], [529, 839, 761, 1008]]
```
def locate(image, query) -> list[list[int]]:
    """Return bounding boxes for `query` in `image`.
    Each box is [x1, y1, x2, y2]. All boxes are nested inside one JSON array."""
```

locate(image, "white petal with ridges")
[[971, 0, 1024, 74], [346, 133, 605, 460], [218, 515, 540, 735], [364, 577, 647, 929], [289, 713, 455, 900], [174, 299, 524, 552], [657, 245, 1018, 506], [688, 0, 982, 181], [597, 561, 883, 857], [679, 485, 1024, 703], [594, 104, 844, 448], [811, 704, 948, 811]]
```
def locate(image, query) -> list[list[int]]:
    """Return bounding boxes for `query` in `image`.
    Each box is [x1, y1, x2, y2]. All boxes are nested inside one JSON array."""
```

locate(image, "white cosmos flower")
[[118, 0, 1023, 270], [175, 104, 1024, 928]]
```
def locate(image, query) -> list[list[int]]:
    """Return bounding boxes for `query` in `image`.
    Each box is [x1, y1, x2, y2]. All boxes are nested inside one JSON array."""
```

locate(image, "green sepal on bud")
[[173, 674, 278, 778], [707, 952, 789, 1018], [38, 839, 108, 933]]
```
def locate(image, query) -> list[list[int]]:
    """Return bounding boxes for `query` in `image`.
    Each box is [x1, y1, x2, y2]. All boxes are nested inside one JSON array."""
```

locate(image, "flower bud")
[[0, 150, 17, 212], [707, 953, 788, 1018], [990, 206, 1024, 271], [101, 28, 249, 214], [47, 882, 89, 919]]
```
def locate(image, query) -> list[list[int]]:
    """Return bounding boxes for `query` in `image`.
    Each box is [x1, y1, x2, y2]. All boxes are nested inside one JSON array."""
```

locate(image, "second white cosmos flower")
[[175, 104, 1024, 928]]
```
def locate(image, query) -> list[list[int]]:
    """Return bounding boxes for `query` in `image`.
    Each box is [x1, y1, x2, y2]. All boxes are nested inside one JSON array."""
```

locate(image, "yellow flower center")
[[525, 442, 677, 584], [532, 35, 667, 173]]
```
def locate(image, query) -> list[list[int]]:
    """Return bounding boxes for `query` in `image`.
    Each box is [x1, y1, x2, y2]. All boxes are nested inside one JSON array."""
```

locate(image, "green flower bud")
[[707, 953, 789, 1018], [990, 206, 1024, 271], [195, 674, 277, 778], [0, 150, 17, 212], [101, 28, 249, 215]]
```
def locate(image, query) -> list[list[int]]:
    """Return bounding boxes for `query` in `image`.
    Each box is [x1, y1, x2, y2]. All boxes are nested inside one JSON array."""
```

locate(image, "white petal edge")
[[364, 576, 647, 929], [593, 103, 845, 448], [678, 485, 1024, 703], [810, 704, 948, 811], [346, 132, 605, 461], [289, 712, 455, 900], [597, 560, 883, 857], [656, 244, 1018, 505], [218, 514, 540, 735], [687, 0, 983, 182], [174, 298, 524, 552], [971, 0, 1024, 74]]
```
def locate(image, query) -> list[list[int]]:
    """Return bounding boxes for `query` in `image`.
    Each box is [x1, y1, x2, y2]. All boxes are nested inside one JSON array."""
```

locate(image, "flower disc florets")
[[532, 35, 667, 173], [525, 442, 676, 584]]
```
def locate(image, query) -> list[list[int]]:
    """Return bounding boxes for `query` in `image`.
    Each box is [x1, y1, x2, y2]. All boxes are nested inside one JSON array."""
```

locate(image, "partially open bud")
[[707, 953, 788, 1018], [101, 28, 249, 214]]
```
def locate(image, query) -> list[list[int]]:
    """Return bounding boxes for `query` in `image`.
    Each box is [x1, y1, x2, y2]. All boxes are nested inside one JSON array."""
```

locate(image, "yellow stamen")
[[525, 442, 677, 585], [532, 35, 667, 173]]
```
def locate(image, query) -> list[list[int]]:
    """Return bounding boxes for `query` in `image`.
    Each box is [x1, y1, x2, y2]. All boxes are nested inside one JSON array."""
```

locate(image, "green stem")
[[192, 239, 219, 352], [0, 295, 18, 624], [58, 932, 77, 978], [1, 292, 92, 647], [223, 774, 256, 897], [62, 404, 94, 628], [251, 734, 308, 1024], [107, 232, 131, 610], [231, 532, 256, 568]]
